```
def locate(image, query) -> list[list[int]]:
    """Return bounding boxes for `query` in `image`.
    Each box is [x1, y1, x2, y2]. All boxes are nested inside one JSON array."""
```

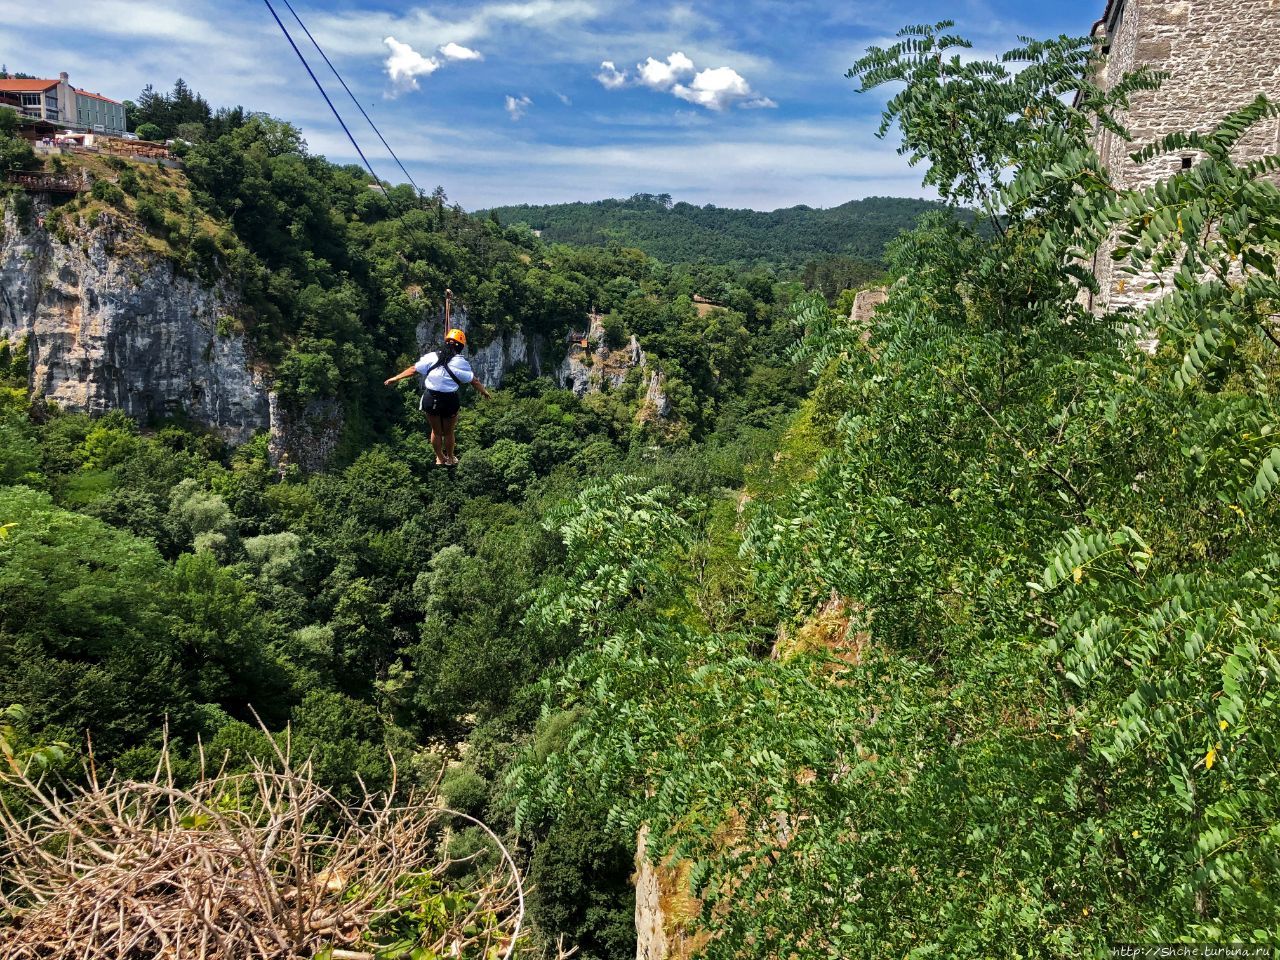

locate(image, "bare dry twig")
[[0, 740, 527, 960]]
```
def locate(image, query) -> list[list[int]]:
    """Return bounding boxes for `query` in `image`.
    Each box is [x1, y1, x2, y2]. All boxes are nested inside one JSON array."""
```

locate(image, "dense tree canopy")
[[509, 22, 1280, 957], [0, 70, 827, 953], [11, 26, 1275, 955], [482, 193, 951, 269]]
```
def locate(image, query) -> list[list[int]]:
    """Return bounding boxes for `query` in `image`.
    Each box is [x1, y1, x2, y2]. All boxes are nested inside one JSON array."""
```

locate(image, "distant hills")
[[480, 193, 953, 267]]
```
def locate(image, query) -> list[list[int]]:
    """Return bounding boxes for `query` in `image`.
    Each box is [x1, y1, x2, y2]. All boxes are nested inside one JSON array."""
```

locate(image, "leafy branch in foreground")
[[510, 24, 1280, 958]]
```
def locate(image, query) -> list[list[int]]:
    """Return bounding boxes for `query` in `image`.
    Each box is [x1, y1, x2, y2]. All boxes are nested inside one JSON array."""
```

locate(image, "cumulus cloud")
[[384, 37, 440, 93], [671, 66, 773, 111], [636, 51, 694, 90], [505, 94, 532, 120], [598, 51, 773, 111], [383, 36, 483, 96], [439, 41, 482, 61], [596, 60, 628, 89]]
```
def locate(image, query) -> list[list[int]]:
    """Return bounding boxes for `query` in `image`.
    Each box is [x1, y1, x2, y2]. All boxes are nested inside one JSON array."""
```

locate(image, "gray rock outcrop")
[[557, 313, 653, 399], [0, 199, 269, 443], [416, 304, 547, 387]]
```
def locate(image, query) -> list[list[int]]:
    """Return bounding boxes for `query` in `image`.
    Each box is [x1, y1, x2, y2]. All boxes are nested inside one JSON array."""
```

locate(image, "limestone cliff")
[[555, 312, 643, 397], [0, 193, 669, 461], [0, 197, 269, 443], [415, 304, 548, 386], [634, 826, 707, 960], [415, 306, 668, 419]]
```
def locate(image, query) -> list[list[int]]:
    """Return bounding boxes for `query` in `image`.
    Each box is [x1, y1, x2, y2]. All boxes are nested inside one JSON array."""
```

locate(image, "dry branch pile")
[[0, 741, 524, 960]]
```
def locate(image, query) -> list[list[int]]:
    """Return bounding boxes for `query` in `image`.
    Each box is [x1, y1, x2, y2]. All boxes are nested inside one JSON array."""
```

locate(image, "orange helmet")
[[445, 328, 467, 348]]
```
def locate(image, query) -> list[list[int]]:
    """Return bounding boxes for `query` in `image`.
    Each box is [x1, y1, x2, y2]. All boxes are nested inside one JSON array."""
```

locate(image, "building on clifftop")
[[0, 72, 127, 136], [1087, 0, 1280, 314]]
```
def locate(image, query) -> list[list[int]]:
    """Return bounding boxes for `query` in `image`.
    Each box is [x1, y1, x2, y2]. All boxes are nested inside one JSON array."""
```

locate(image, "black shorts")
[[421, 389, 461, 418]]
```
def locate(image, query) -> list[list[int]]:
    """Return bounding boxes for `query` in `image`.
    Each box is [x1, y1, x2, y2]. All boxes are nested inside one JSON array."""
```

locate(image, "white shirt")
[[415, 352, 474, 392]]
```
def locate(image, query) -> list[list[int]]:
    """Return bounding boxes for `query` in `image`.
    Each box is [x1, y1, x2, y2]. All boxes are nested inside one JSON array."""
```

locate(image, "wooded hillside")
[[481, 193, 949, 267]]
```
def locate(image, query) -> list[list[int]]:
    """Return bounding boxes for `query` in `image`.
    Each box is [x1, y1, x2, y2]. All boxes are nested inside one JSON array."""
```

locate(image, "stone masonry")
[[1088, 0, 1280, 314]]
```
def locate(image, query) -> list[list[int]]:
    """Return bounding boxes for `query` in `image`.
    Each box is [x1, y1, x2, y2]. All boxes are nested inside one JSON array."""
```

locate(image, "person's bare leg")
[[427, 414, 445, 464], [444, 415, 458, 464]]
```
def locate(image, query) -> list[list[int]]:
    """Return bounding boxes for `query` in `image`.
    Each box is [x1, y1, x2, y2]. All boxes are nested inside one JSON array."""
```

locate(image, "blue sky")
[[0, 0, 1099, 210]]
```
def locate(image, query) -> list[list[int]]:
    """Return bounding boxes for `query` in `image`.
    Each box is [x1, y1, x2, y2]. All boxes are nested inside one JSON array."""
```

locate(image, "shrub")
[[601, 313, 627, 350], [90, 180, 124, 206], [134, 196, 166, 232]]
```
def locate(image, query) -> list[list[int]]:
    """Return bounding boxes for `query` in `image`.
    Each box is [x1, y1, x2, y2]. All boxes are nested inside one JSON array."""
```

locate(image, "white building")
[[0, 71, 127, 136]]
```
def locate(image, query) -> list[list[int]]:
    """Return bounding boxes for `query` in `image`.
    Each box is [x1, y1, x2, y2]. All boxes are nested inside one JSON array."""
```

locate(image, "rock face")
[[0, 200, 269, 443], [0, 196, 674, 459], [416, 304, 546, 387], [267, 394, 343, 475], [634, 827, 668, 960], [849, 287, 888, 327], [416, 307, 665, 419], [633, 826, 707, 960], [557, 313, 652, 399]]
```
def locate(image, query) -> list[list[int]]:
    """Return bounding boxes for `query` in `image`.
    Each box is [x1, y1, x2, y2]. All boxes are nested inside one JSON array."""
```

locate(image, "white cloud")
[[428, 121, 932, 210], [505, 94, 532, 120], [636, 51, 694, 90], [603, 52, 774, 111], [439, 41, 483, 61], [384, 37, 440, 94], [556, 91, 573, 105], [671, 66, 750, 110], [596, 60, 628, 89], [307, 0, 602, 58]]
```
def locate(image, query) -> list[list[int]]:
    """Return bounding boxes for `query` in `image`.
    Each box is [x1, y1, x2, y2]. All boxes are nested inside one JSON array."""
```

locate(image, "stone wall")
[[849, 286, 888, 327], [1090, 0, 1280, 314]]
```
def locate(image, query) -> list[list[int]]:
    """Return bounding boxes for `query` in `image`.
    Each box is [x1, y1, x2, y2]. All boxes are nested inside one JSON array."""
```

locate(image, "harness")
[[419, 351, 466, 410]]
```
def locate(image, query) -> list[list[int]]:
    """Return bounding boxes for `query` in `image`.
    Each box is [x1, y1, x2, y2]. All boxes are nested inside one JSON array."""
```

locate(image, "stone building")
[[1087, 0, 1280, 314]]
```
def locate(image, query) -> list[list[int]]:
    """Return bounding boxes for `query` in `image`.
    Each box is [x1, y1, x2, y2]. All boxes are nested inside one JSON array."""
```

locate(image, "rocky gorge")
[[1, 195, 668, 470]]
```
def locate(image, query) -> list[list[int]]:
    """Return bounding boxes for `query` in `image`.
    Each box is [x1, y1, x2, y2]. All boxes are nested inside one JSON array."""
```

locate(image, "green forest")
[[481, 193, 946, 270], [3, 19, 1280, 960]]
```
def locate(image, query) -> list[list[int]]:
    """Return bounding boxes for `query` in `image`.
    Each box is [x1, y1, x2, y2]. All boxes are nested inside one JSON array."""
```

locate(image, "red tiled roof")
[[0, 78, 58, 93], [75, 89, 122, 105]]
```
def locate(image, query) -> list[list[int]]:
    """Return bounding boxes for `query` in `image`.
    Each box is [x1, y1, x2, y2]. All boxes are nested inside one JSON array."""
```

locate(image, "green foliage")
[[440, 766, 489, 818], [508, 25, 1280, 958], [91, 179, 124, 206], [0, 486, 187, 758], [0, 71, 883, 959], [128, 79, 245, 141], [0, 111, 35, 172], [1, 703, 69, 775], [482, 193, 951, 269], [526, 807, 636, 960]]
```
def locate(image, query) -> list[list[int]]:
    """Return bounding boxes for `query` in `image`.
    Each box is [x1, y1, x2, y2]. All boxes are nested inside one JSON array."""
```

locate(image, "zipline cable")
[[261, 0, 383, 189], [278, 0, 424, 197]]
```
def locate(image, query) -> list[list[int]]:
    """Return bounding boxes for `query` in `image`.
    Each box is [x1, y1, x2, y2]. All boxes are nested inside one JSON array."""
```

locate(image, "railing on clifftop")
[[6, 172, 89, 194]]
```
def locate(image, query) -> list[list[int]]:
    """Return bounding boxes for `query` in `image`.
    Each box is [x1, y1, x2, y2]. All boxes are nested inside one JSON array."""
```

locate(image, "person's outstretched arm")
[[471, 378, 493, 400], [384, 365, 417, 386]]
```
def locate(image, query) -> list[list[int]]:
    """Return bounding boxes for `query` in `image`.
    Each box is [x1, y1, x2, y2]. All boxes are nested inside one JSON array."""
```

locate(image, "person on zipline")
[[384, 292, 491, 466]]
